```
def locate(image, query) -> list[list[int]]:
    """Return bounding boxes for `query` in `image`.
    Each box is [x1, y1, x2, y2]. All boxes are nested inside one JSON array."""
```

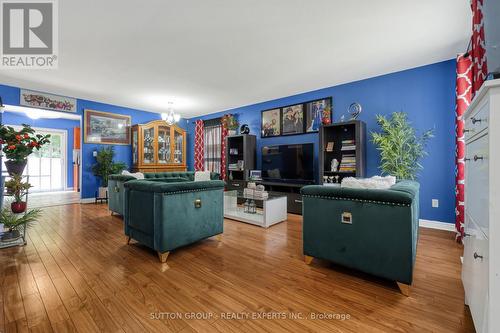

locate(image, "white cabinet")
[[462, 79, 500, 333]]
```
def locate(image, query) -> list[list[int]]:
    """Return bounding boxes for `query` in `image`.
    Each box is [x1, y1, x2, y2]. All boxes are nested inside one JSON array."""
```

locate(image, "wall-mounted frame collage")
[[261, 97, 332, 138]]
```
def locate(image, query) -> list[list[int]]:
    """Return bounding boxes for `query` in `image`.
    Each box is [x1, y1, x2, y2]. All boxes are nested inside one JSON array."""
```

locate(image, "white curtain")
[[204, 125, 222, 173]]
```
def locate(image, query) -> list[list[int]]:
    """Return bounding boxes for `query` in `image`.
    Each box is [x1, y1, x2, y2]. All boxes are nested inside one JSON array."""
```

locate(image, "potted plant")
[[222, 114, 239, 135], [0, 208, 41, 241], [4, 174, 32, 213], [371, 112, 434, 180], [91, 147, 126, 198], [0, 124, 51, 175]]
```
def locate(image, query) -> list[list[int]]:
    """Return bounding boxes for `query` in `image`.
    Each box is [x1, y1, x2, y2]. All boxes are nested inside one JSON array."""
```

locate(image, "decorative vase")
[[5, 159, 27, 176], [11, 201, 27, 214]]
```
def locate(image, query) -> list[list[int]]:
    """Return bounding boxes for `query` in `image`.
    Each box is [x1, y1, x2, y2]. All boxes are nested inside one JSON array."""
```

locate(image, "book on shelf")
[[326, 142, 334, 152], [341, 139, 356, 151]]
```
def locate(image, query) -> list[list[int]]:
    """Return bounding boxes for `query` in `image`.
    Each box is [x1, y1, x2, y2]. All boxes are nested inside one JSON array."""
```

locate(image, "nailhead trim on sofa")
[[301, 194, 411, 207]]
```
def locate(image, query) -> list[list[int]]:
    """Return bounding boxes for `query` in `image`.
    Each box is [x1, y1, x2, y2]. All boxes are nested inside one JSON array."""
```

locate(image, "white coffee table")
[[223, 190, 287, 228]]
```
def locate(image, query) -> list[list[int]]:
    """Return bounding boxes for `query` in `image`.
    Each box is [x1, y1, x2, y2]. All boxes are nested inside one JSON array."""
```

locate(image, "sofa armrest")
[[124, 179, 225, 193], [301, 180, 420, 206], [109, 174, 137, 182]]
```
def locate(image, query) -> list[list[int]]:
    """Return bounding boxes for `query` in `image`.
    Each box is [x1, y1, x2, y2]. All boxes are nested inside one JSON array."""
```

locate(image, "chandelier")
[[161, 102, 181, 125]]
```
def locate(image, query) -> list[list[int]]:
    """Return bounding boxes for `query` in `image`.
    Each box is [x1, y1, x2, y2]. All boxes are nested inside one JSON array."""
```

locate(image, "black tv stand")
[[257, 180, 307, 215]]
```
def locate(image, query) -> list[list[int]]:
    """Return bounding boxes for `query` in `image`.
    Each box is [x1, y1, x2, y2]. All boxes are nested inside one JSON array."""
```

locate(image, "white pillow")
[[340, 176, 396, 190], [121, 170, 145, 179], [194, 171, 211, 181]]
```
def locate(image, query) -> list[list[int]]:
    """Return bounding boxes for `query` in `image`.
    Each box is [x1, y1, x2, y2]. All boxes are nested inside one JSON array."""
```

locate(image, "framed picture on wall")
[[20, 89, 77, 113], [84, 109, 131, 144], [261, 108, 281, 137], [281, 104, 304, 135], [305, 98, 332, 132]]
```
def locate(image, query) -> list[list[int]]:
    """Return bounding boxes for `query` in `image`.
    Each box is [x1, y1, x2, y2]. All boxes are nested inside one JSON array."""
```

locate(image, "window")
[[203, 124, 221, 173]]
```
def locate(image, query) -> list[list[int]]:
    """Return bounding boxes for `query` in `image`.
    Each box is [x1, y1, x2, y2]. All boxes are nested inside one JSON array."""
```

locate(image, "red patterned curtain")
[[220, 123, 228, 180], [455, 55, 472, 241], [471, 0, 488, 96], [194, 120, 204, 171], [455, 0, 487, 241]]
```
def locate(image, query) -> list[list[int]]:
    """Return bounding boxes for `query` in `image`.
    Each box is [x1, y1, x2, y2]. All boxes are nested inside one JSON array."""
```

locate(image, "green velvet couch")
[[108, 171, 220, 216], [124, 179, 225, 262], [300, 180, 420, 296]]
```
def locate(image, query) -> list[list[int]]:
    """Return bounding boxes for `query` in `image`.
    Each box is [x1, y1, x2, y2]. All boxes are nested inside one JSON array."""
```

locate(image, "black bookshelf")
[[319, 120, 366, 184], [225, 134, 256, 191]]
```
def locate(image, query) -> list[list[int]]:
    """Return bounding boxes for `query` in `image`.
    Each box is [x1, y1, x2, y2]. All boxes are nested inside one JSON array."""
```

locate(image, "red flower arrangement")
[[0, 124, 50, 162]]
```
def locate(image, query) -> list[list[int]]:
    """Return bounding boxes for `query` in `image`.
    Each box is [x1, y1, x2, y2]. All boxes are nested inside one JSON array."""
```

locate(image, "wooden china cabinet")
[[131, 120, 187, 172]]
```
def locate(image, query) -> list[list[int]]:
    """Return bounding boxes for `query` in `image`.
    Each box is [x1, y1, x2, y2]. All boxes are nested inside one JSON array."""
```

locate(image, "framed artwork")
[[281, 104, 304, 135], [261, 108, 281, 137], [84, 109, 131, 145], [305, 98, 332, 132], [20, 89, 77, 112]]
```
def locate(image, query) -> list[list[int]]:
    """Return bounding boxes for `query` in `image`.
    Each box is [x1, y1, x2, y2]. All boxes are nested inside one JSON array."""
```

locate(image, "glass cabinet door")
[[132, 128, 138, 165], [142, 126, 155, 164], [157, 125, 171, 164], [173, 130, 183, 164]]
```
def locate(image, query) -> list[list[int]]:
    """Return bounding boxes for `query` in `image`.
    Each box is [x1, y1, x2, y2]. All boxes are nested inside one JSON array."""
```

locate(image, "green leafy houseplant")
[[371, 112, 434, 180], [0, 124, 51, 161], [0, 208, 41, 231], [5, 174, 32, 213], [91, 147, 126, 188]]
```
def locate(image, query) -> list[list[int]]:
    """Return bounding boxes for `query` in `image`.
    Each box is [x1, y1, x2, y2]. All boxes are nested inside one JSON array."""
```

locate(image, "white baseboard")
[[419, 219, 455, 232], [80, 198, 96, 204]]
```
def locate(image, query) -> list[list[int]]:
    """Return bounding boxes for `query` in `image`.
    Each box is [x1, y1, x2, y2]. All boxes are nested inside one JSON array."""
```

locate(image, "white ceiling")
[[0, 0, 471, 118]]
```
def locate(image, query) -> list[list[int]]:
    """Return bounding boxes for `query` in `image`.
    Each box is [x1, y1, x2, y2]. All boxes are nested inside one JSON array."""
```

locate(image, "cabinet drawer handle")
[[471, 117, 484, 124], [473, 252, 483, 260], [232, 183, 240, 187], [473, 155, 483, 162], [294, 199, 303, 203]]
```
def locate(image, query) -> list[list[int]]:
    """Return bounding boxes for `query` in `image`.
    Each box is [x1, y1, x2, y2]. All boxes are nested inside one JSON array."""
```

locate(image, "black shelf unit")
[[319, 120, 366, 184], [225, 134, 256, 191], [257, 181, 305, 215]]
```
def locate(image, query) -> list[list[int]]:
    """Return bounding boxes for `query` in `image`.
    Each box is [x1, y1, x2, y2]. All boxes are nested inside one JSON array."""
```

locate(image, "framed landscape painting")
[[261, 108, 281, 137], [281, 104, 304, 135], [84, 109, 131, 144], [305, 98, 332, 132]]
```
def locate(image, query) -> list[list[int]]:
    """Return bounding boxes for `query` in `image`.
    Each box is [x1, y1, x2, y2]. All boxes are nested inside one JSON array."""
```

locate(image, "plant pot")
[[5, 159, 27, 176], [1, 229, 20, 241], [11, 201, 27, 214], [98, 187, 108, 199]]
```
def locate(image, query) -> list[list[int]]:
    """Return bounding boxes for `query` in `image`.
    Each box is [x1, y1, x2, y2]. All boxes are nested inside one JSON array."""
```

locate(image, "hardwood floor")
[[1, 204, 474, 332]]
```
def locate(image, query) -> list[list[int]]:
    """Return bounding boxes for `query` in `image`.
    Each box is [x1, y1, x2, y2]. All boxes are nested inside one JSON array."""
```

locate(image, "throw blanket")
[[341, 176, 396, 190], [121, 170, 145, 179]]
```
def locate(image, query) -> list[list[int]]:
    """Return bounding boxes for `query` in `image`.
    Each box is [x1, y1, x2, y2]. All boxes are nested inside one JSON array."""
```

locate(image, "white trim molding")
[[419, 219, 455, 232], [80, 198, 96, 204]]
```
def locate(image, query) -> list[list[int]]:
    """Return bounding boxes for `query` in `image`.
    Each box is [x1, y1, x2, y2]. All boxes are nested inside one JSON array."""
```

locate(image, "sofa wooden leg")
[[216, 234, 222, 242], [304, 255, 314, 265], [397, 282, 410, 297], [125, 236, 131, 245], [158, 251, 170, 263]]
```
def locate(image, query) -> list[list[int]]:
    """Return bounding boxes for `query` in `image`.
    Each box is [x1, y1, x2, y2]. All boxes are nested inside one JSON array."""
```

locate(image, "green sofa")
[[300, 180, 419, 296], [124, 179, 225, 262], [108, 171, 220, 216]]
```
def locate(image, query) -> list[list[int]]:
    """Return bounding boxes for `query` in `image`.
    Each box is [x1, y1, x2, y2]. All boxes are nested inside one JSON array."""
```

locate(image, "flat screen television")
[[261, 143, 315, 184]]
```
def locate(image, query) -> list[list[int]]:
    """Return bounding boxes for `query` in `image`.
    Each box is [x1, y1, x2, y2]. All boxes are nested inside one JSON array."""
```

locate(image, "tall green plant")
[[91, 147, 126, 187], [371, 112, 433, 180]]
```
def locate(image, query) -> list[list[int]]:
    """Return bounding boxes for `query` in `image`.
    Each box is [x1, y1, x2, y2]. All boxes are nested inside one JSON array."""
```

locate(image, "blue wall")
[[2, 112, 79, 188], [187, 60, 456, 223], [0, 83, 188, 199]]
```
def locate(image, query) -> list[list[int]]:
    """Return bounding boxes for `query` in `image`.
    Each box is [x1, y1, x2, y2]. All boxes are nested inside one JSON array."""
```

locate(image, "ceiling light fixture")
[[161, 102, 181, 125]]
